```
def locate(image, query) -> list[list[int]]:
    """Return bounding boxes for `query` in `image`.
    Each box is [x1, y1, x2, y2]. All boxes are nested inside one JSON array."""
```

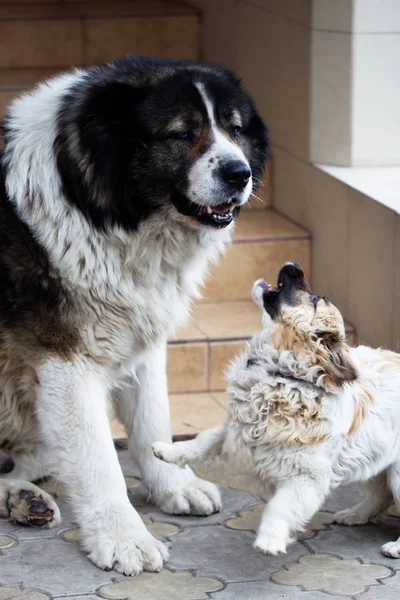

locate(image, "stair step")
[[165, 207, 355, 394], [167, 300, 356, 393], [204, 208, 311, 301], [0, 1, 200, 69]]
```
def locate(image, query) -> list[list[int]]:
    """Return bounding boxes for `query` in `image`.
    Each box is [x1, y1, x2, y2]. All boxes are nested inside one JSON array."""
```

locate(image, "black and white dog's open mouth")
[[172, 192, 241, 228]]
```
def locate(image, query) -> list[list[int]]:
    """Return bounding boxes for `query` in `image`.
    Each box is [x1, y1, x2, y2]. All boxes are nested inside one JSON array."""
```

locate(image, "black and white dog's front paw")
[[3, 481, 61, 528], [80, 503, 169, 576], [152, 464, 221, 516]]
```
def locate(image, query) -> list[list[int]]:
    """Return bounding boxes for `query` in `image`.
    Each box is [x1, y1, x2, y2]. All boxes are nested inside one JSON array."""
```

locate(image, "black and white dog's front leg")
[[36, 357, 168, 576], [116, 342, 221, 516]]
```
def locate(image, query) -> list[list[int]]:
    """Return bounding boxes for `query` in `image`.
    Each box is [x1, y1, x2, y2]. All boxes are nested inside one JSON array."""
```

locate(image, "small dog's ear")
[[324, 345, 357, 389], [316, 332, 358, 389]]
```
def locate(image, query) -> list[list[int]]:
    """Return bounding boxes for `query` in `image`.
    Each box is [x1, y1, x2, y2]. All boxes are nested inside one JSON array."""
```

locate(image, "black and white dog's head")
[[54, 55, 269, 231]]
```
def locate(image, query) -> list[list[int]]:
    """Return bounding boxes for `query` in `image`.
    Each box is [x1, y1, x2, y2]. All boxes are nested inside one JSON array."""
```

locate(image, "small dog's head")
[[252, 263, 357, 390]]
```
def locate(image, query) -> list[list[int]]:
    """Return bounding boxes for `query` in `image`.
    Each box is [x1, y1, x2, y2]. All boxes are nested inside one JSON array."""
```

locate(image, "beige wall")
[[188, 0, 400, 350]]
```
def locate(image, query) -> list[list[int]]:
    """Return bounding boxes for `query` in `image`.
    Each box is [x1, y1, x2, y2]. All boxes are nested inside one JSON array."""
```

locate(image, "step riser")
[[168, 327, 357, 394], [204, 238, 311, 301], [0, 15, 200, 69]]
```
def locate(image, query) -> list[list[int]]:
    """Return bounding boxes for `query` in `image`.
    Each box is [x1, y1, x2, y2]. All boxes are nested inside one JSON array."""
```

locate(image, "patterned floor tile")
[[0, 498, 76, 540], [196, 463, 263, 497], [353, 571, 400, 599], [305, 522, 400, 569], [167, 525, 309, 582], [128, 484, 259, 529], [210, 581, 347, 600], [0, 584, 50, 600], [0, 535, 15, 549], [0, 537, 115, 595], [97, 570, 223, 600], [60, 520, 179, 545], [322, 483, 366, 513], [225, 505, 334, 541], [271, 554, 391, 596]]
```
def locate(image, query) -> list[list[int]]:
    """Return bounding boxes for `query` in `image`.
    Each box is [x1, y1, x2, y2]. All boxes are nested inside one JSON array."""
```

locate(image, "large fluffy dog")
[[0, 55, 269, 574], [154, 263, 400, 559]]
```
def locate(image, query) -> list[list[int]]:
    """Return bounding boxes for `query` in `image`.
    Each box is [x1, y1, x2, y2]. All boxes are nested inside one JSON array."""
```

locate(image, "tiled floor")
[[2, 447, 400, 599]]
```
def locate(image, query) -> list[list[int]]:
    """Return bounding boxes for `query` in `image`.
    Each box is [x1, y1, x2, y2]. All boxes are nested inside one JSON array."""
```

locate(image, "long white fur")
[[0, 70, 256, 574], [153, 319, 400, 559]]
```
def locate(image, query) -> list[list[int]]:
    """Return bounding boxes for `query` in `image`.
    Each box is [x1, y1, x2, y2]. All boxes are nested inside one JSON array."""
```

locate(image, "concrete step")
[[0, 1, 200, 69], [204, 206, 311, 301], [165, 208, 355, 394]]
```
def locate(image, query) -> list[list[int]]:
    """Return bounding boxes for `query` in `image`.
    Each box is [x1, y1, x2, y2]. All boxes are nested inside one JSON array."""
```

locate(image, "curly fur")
[[153, 265, 400, 559]]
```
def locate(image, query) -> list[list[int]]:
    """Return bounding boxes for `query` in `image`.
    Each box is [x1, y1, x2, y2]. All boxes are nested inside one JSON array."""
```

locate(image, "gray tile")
[[211, 581, 346, 600], [354, 570, 400, 600], [306, 522, 400, 569], [129, 484, 260, 529], [271, 553, 391, 596], [0, 498, 76, 540], [167, 525, 309, 582], [0, 537, 114, 595], [96, 571, 223, 600], [322, 483, 367, 513]]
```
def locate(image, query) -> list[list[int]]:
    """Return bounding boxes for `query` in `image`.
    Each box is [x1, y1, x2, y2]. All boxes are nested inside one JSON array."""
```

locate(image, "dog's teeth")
[[207, 206, 213, 215]]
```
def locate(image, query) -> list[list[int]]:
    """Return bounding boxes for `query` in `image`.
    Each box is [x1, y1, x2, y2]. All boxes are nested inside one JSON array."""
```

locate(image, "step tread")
[[170, 299, 356, 344], [233, 208, 310, 243], [0, 1, 198, 20]]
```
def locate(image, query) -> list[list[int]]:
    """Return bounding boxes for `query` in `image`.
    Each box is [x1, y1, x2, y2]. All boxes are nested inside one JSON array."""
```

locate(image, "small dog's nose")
[[220, 160, 251, 190]]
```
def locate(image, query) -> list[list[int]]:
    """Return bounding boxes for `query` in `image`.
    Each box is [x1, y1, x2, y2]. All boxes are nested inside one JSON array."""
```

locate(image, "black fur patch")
[[53, 55, 270, 230]]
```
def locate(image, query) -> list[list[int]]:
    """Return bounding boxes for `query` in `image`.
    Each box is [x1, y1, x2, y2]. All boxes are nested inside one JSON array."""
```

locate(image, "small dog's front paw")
[[82, 506, 169, 575], [382, 540, 400, 558], [152, 441, 174, 463], [332, 508, 369, 526], [253, 535, 288, 556], [157, 466, 221, 516], [6, 482, 61, 528]]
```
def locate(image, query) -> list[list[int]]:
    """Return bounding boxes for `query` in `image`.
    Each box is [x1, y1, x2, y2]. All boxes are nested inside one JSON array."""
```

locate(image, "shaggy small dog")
[[153, 262, 400, 559]]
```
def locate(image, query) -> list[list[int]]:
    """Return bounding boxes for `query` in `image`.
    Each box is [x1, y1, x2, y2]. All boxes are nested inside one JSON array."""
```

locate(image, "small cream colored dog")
[[153, 262, 400, 559]]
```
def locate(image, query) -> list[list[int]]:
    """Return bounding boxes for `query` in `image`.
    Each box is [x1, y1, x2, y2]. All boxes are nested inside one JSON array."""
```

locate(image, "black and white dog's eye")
[[169, 131, 194, 142], [231, 126, 241, 138]]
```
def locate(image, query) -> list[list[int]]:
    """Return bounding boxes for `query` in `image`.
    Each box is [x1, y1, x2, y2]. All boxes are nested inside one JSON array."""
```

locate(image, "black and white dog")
[[0, 55, 269, 575]]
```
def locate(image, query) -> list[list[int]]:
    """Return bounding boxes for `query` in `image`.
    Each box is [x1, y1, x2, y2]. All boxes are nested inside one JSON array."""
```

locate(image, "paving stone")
[[129, 484, 260, 529], [0, 498, 76, 541], [354, 570, 400, 599], [322, 483, 366, 513], [305, 522, 400, 569], [167, 525, 309, 582], [210, 581, 347, 600], [0, 584, 50, 600], [0, 537, 114, 595], [225, 506, 334, 541], [196, 463, 263, 497], [60, 520, 179, 545], [97, 570, 223, 600], [270, 554, 391, 596], [0, 535, 15, 549]]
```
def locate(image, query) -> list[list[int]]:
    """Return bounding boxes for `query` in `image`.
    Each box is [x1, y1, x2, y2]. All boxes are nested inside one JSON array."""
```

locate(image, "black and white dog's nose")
[[220, 160, 251, 190]]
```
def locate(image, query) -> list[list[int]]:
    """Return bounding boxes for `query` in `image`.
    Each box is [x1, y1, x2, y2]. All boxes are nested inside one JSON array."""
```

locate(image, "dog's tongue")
[[212, 203, 231, 214]]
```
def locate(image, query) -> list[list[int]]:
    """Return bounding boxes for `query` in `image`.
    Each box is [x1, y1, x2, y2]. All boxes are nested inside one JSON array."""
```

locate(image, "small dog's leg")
[[0, 479, 61, 528], [254, 475, 330, 555], [333, 473, 392, 526], [382, 463, 400, 558], [116, 342, 222, 516], [152, 426, 225, 466], [36, 357, 168, 576]]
